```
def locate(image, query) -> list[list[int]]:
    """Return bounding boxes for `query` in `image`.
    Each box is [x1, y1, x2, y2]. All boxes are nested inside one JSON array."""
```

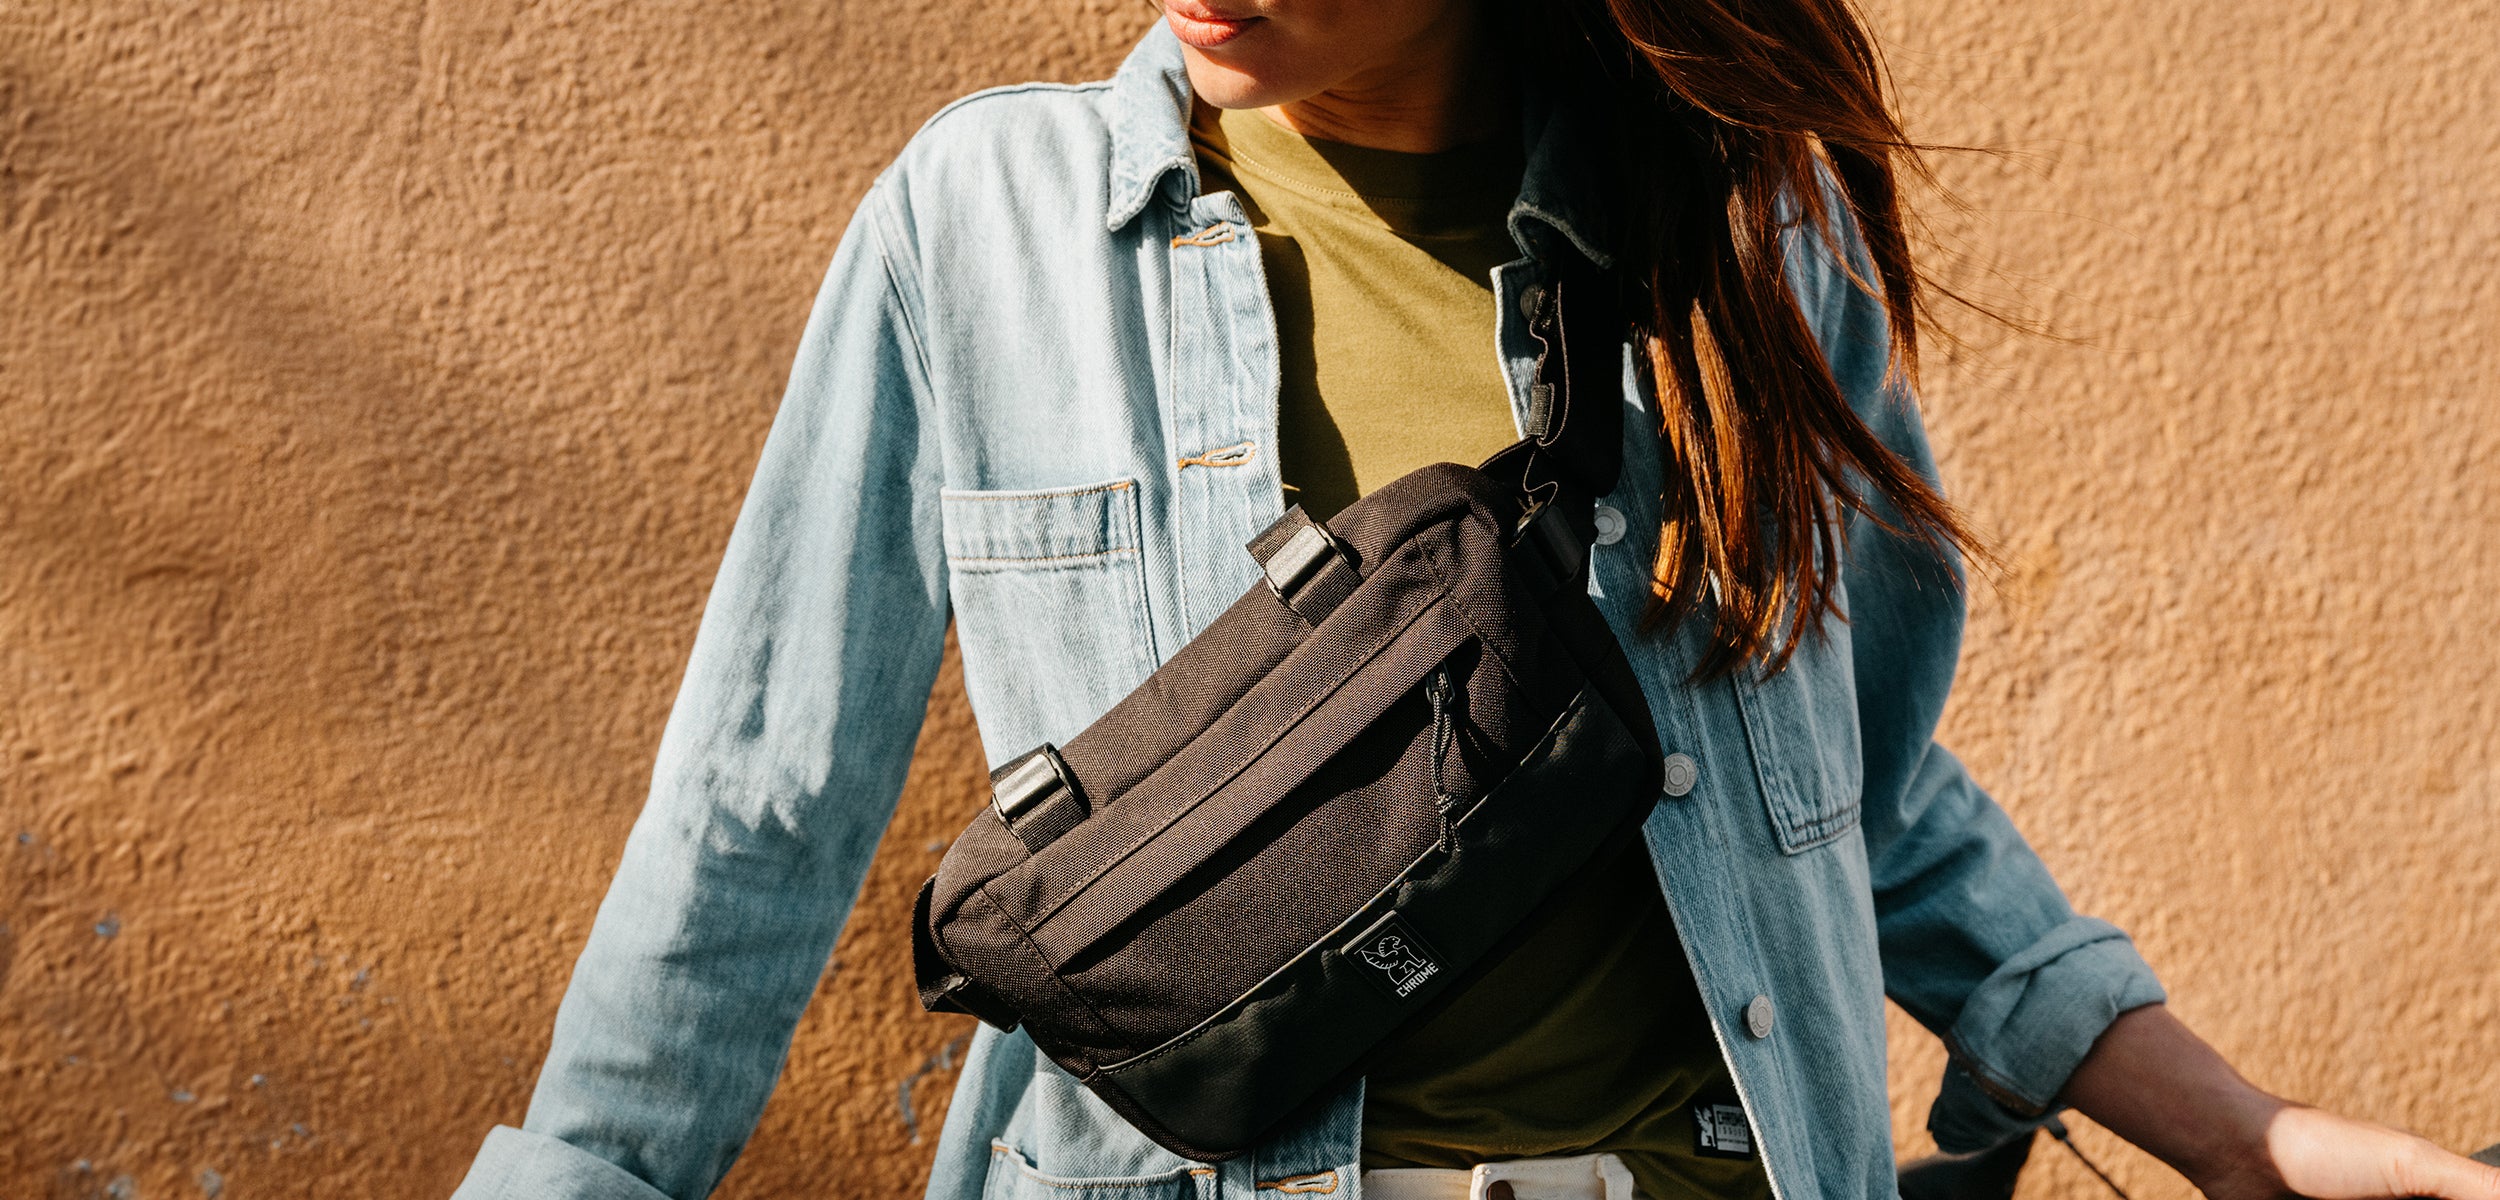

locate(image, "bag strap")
[[1476, 264, 1627, 585], [1514, 264, 1628, 500]]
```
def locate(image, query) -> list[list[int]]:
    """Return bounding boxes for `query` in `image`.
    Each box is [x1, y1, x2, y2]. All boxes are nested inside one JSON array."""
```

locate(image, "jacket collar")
[[1101, 21, 1614, 270]]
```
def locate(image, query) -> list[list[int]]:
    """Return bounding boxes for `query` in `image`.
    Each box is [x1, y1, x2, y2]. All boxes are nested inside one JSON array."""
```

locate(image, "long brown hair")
[[1516, 0, 1989, 678]]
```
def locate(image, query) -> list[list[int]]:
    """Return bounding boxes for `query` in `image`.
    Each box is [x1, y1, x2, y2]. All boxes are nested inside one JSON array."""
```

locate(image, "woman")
[[451, 3, 2500, 1199]]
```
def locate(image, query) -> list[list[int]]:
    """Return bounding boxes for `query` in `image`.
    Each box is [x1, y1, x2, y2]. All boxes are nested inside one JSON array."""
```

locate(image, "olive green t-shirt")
[[1190, 101, 1773, 1200]]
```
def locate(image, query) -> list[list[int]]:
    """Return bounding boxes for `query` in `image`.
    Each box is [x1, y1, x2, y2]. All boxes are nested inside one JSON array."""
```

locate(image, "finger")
[[2389, 1138, 2500, 1200]]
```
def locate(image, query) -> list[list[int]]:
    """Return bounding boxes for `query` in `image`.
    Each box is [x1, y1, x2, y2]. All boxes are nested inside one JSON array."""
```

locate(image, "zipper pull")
[[1426, 666, 1458, 813]]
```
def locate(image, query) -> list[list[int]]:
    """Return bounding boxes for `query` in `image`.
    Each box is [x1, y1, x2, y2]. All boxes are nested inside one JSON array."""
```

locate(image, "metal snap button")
[[1518, 283, 1546, 322], [1661, 753, 1698, 797], [1744, 995, 1775, 1039], [1593, 504, 1626, 546]]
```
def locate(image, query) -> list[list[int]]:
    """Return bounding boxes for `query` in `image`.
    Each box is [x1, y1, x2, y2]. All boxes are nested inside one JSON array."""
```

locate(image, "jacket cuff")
[[1925, 1065, 2056, 1154], [1942, 917, 2168, 1118], [451, 1126, 674, 1200]]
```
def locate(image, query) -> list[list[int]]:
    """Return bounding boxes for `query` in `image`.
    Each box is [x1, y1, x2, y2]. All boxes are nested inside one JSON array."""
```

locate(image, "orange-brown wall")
[[3, 2, 2493, 1197]]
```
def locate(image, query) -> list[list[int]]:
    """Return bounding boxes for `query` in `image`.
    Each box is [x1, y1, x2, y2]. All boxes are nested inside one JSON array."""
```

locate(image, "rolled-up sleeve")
[[451, 177, 952, 1199], [458, 1126, 675, 1200], [1786, 197, 2166, 1136]]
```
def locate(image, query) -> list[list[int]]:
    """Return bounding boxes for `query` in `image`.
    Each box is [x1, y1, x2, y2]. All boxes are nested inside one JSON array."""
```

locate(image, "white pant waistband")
[[1360, 1153, 1640, 1200]]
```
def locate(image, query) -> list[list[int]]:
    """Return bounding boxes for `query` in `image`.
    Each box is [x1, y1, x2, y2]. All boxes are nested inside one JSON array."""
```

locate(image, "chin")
[[1179, 47, 1320, 111]]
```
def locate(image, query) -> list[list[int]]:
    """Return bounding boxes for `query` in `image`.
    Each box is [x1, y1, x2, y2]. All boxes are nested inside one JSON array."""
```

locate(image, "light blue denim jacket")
[[451, 23, 2165, 1200]]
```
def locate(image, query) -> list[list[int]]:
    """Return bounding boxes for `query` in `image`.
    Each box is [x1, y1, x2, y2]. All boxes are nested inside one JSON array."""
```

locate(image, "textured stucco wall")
[[2, 1, 2492, 1197]]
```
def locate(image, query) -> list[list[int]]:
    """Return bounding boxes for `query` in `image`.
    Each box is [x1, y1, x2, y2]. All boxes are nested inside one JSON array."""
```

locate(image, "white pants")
[[1361, 1153, 1642, 1200]]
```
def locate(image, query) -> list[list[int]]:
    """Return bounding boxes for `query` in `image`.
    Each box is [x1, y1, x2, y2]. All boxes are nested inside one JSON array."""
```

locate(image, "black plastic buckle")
[[1249, 505, 1363, 626], [1262, 523, 1338, 600], [1514, 502, 1586, 592], [991, 743, 1079, 826]]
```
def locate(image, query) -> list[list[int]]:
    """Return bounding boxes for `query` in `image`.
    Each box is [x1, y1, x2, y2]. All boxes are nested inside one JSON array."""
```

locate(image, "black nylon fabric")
[[1096, 687, 1658, 1157], [912, 267, 1661, 1159]]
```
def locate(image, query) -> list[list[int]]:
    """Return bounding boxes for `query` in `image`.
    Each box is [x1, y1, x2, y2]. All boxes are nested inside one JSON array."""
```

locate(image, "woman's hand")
[[2216, 1105, 2500, 1200], [2060, 1004, 2500, 1200]]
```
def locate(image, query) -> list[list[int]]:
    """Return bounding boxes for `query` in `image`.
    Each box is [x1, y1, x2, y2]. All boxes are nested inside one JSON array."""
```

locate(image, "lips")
[[1163, 0, 1262, 49]]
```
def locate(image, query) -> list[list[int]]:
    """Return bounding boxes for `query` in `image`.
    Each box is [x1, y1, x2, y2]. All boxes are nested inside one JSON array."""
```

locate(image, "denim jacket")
[[450, 23, 2164, 1200]]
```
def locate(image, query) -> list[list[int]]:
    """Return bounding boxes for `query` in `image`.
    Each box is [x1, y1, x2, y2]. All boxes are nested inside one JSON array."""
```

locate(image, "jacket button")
[[1518, 283, 1546, 322], [1744, 995, 1775, 1039], [1661, 753, 1698, 797], [1593, 504, 1626, 546]]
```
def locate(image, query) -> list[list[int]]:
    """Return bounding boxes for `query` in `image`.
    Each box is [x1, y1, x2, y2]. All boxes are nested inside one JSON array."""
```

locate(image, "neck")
[[1260, 6, 1513, 152]]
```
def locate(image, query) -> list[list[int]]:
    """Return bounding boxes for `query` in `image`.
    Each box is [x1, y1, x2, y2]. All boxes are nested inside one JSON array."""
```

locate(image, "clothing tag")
[[1343, 912, 1443, 1000], [1692, 1102, 1756, 1160]]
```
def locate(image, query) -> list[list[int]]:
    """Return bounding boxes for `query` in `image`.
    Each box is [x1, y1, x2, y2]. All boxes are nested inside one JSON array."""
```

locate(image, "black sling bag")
[[911, 267, 1664, 1162]]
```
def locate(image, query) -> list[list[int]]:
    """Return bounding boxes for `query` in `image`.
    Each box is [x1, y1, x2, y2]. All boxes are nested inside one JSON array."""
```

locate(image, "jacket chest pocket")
[[1730, 603, 1866, 854], [943, 478, 1162, 751]]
